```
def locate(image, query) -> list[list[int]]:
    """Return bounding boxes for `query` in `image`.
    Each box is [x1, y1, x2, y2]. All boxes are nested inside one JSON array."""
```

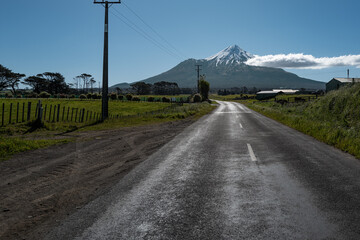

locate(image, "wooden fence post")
[[1, 103, 4, 126], [67, 107, 70, 121], [71, 108, 74, 121], [37, 100, 43, 125], [81, 108, 85, 123], [16, 102, 19, 123], [57, 104, 60, 122], [53, 105, 56, 122], [27, 102, 31, 121], [62, 106, 65, 121], [22, 102, 25, 122], [48, 105, 52, 122], [9, 103, 13, 124], [75, 108, 78, 122], [43, 105, 47, 121], [35, 102, 39, 118]]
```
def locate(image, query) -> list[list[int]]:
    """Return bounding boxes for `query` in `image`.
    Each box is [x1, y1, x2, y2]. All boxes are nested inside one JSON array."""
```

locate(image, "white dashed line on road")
[[247, 143, 257, 162]]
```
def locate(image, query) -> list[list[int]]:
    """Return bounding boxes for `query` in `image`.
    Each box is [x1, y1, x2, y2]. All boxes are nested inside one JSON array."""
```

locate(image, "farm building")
[[326, 78, 360, 92], [256, 89, 299, 100]]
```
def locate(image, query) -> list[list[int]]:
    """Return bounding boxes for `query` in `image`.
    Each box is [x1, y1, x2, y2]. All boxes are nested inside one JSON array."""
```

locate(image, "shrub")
[[126, 94, 132, 101], [79, 94, 87, 100], [192, 94, 202, 103], [87, 93, 92, 99], [92, 93, 99, 99], [118, 95, 124, 100], [147, 96, 155, 102], [26, 92, 38, 98], [69, 94, 76, 99], [132, 96, 141, 101], [162, 97, 170, 103], [110, 93, 117, 100], [4, 93, 13, 98], [39, 91, 51, 98]]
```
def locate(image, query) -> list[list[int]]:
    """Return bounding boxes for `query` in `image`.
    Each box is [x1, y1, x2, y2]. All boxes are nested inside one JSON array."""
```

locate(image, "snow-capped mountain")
[[111, 45, 325, 90], [205, 45, 253, 66]]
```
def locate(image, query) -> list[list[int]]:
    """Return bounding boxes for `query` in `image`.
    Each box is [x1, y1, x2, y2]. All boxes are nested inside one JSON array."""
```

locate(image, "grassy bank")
[[0, 101, 215, 161], [241, 84, 360, 159]]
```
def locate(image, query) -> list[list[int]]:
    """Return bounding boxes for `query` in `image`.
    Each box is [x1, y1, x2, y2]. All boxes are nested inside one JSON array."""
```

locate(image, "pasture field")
[[0, 98, 215, 161]]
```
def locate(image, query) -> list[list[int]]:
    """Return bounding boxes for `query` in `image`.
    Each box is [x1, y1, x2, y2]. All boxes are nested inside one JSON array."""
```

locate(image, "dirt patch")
[[0, 119, 194, 239]]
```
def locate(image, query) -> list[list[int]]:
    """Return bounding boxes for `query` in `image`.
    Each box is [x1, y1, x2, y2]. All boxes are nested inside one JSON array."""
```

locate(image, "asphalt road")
[[48, 101, 360, 240]]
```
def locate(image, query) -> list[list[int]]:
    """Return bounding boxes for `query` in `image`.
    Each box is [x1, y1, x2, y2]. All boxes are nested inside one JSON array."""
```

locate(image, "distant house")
[[326, 78, 360, 92], [256, 89, 299, 100]]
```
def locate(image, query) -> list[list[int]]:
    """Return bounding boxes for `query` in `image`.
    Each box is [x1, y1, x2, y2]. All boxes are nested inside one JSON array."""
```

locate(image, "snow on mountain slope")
[[205, 45, 254, 66]]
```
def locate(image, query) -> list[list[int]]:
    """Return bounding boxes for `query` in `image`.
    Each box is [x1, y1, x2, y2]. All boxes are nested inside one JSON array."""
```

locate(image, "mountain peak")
[[205, 45, 253, 66]]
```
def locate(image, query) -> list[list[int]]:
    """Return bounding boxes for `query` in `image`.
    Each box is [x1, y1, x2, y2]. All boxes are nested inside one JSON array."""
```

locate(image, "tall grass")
[[242, 84, 360, 158]]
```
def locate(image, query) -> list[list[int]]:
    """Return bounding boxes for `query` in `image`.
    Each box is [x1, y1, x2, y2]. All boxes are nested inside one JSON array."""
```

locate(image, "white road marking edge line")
[[247, 143, 257, 162]]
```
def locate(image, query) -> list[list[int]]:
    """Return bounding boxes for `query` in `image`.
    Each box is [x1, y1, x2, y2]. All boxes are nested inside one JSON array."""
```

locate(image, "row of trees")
[[130, 81, 183, 95], [0, 64, 98, 96], [1, 64, 210, 99], [217, 86, 259, 95], [129, 76, 210, 100]]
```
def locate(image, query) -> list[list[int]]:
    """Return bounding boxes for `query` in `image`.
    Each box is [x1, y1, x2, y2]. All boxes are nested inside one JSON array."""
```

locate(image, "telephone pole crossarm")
[[94, 1, 121, 4], [94, 0, 121, 121]]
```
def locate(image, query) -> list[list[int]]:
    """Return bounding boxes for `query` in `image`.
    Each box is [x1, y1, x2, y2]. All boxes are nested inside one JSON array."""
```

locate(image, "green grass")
[[0, 137, 71, 161], [0, 99, 176, 123], [83, 102, 216, 130], [240, 84, 360, 159], [0, 99, 216, 160]]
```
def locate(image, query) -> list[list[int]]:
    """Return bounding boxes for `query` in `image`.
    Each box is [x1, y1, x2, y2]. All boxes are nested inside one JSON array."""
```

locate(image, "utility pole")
[[195, 64, 202, 93], [94, 0, 121, 121]]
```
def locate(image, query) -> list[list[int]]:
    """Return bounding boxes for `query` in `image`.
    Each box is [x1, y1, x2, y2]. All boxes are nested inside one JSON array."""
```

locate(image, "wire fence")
[[0, 100, 186, 127], [0, 101, 101, 127]]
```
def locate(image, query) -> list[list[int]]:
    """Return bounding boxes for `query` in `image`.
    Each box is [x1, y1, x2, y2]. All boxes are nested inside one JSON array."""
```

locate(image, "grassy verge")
[[0, 101, 216, 160], [0, 137, 71, 162], [239, 85, 360, 159], [83, 102, 216, 131]]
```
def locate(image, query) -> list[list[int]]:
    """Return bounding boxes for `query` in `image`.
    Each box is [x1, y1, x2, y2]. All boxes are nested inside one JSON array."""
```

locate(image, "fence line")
[[0, 101, 101, 126]]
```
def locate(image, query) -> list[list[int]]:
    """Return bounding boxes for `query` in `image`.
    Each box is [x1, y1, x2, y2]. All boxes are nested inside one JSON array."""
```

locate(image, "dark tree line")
[[218, 86, 258, 95], [130, 81, 182, 95], [1, 64, 99, 96], [24, 72, 70, 94]]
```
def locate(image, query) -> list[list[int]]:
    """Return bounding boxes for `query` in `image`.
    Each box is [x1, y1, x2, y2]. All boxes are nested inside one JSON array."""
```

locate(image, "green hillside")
[[243, 83, 360, 158]]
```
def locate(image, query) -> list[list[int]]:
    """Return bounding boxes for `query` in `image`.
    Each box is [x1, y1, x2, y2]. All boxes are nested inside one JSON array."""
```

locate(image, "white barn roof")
[[332, 78, 360, 83]]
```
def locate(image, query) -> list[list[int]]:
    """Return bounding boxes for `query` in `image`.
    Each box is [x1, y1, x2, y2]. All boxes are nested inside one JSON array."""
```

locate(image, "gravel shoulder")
[[0, 119, 195, 240]]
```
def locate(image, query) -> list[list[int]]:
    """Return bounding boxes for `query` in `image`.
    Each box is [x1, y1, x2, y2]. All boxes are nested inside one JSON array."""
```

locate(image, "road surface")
[[48, 101, 360, 239]]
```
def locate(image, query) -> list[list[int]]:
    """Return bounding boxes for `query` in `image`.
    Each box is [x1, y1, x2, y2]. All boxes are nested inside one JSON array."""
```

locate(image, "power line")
[[110, 8, 183, 60], [122, 2, 188, 59]]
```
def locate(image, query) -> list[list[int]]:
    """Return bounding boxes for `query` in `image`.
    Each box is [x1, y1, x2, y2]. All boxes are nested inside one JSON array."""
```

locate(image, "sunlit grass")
[[241, 84, 360, 158]]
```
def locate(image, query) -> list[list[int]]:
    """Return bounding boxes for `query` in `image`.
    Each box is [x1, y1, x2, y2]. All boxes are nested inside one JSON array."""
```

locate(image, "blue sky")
[[1, 0, 360, 88]]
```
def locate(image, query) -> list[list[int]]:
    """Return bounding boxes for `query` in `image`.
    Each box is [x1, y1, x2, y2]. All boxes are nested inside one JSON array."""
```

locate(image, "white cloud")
[[245, 53, 360, 69]]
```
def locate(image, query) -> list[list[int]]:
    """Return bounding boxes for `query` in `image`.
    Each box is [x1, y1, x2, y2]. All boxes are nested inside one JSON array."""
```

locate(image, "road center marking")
[[247, 143, 257, 162], [239, 123, 243, 129]]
